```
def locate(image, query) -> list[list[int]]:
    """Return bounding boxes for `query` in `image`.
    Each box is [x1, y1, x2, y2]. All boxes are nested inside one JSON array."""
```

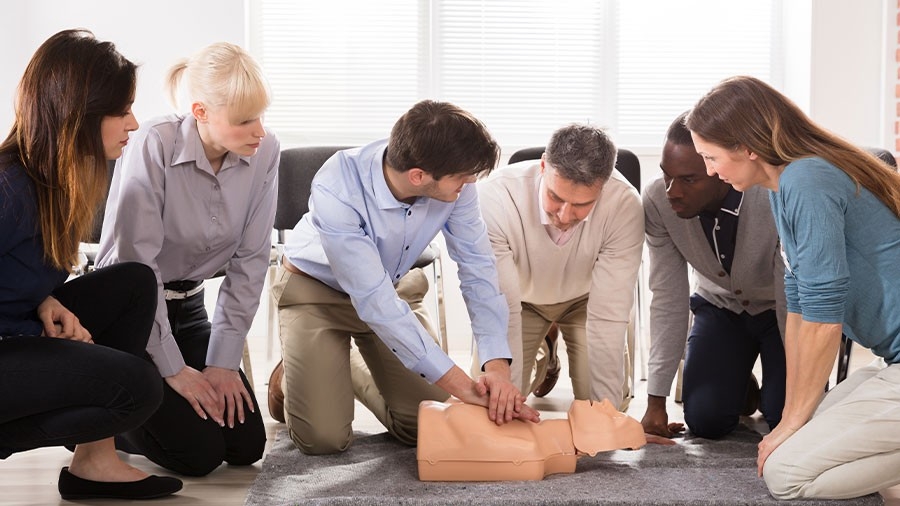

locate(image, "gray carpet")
[[245, 426, 883, 505]]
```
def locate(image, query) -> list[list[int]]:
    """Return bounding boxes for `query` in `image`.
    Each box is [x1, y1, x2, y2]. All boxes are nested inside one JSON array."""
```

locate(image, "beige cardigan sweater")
[[477, 161, 644, 403]]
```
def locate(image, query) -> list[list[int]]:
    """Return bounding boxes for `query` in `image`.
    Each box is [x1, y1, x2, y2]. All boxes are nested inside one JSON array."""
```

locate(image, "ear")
[[743, 146, 759, 161], [407, 167, 428, 187], [191, 102, 207, 123], [539, 154, 547, 174]]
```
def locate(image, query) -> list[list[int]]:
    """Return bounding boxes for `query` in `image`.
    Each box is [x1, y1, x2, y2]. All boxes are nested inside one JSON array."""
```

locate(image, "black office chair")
[[834, 147, 899, 384], [507, 146, 641, 193], [274, 146, 447, 351]]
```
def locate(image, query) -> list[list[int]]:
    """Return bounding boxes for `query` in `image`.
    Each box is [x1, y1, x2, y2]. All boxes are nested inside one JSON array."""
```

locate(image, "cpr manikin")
[[417, 399, 646, 481]]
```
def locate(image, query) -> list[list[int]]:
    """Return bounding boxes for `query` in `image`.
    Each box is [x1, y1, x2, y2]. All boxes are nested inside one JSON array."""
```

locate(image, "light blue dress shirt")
[[284, 140, 510, 382], [770, 157, 900, 363]]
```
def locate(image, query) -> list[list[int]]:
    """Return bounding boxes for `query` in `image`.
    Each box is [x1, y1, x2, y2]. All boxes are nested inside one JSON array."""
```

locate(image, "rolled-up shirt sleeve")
[[775, 164, 850, 324]]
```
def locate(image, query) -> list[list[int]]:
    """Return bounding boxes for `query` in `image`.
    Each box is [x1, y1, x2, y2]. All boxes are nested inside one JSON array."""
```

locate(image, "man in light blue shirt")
[[271, 100, 539, 454]]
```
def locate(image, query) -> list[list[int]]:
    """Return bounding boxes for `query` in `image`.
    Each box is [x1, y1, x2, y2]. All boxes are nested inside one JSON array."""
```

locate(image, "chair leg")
[[434, 254, 448, 353]]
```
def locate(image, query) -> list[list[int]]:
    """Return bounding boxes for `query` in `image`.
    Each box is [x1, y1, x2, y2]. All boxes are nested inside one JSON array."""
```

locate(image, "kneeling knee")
[[762, 457, 805, 500], [288, 426, 352, 455], [684, 411, 737, 439]]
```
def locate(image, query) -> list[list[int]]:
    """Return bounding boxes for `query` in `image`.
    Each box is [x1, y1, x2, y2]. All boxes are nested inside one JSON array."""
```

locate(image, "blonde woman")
[[687, 75, 900, 500], [0, 29, 182, 500], [97, 42, 279, 476]]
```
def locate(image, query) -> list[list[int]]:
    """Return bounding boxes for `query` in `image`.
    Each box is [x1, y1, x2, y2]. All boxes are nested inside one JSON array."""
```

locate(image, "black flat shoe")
[[58, 466, 183, 500]]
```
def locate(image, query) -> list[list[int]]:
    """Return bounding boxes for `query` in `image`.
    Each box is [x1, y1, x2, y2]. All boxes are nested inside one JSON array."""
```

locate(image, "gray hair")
[[544, 123, 616, 186]]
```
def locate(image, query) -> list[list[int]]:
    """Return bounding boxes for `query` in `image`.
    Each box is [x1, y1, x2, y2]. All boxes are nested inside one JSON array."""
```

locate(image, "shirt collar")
[[699, 187, 744, 219], [369, 141, 409, 210], [171, 114, 249, 174]]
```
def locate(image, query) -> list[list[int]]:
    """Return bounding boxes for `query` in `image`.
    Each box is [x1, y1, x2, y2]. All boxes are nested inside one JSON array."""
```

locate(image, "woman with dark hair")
[[686, 75, 900, 500], [0, 29, 182, 500]]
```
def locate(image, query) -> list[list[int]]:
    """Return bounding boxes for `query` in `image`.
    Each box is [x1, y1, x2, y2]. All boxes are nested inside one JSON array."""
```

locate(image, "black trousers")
[[117, 289, 265, 476], [0, 263, 162, 458], [682, 294, 786, 438]]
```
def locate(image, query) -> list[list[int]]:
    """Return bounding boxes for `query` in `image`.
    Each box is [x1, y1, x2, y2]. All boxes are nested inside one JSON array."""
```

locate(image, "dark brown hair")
[[385, 100, 500, 180], [0, 29, 137, 270]]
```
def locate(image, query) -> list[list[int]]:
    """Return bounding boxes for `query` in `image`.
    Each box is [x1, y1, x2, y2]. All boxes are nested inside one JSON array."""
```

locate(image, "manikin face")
[[540, 159, 602, 232], [421, 171, 477, 203], [690, 133, 762, 192], [660, 141, 731, 219], [197, 104, 266, 158], [100, 105, 138, 160]]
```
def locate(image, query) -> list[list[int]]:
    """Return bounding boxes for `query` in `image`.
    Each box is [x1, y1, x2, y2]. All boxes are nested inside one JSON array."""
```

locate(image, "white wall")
[[0, 0, 245, 129], [808, 0, 887, 148]]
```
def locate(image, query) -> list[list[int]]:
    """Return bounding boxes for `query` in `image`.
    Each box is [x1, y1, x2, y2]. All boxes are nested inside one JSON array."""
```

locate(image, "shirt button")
[[211, 216, 217, 222], [715, 225, 721, 230], [735, 289, 743, 295], [717, 271, 726, 277], [720, 254, 725, 258], [741, 300, 750, 306], [213, 184, 220, 191], [405, 246, 409, 250], [407, 210, 412, 216], [395, 274, 400, 279], [205, 247, 211, 252]]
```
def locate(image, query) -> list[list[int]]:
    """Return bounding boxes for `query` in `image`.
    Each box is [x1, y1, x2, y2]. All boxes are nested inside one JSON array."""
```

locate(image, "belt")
[[163, 280, 204, 300]]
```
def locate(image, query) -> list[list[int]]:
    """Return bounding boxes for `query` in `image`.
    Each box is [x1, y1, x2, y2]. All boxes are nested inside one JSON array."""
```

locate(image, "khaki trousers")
[[271, 266, 448, 455], [474, 294, 631, 410], [763, 359, 900, 499]]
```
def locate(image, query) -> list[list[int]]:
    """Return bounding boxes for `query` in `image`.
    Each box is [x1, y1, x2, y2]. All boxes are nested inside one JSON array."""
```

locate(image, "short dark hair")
[[665, 111, 693, 146], [385, 100, 500, 180], [544, 123, 616, 186]]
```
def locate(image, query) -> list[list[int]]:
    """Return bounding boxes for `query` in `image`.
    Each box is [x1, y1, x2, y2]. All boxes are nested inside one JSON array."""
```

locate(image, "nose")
[[665, 178, 682, 198], [252, 118, 266, 139], [126, 113, 139, 132], [557, 202, 576, 224]]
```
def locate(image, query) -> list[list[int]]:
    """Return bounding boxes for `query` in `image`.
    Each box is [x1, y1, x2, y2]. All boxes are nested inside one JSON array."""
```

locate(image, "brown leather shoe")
[[532, 326, 561, 398], [268, 360, 286, 423]]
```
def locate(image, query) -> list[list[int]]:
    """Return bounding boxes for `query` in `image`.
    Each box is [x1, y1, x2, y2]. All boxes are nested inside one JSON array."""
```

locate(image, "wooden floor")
[[2, 275, 898, 505]]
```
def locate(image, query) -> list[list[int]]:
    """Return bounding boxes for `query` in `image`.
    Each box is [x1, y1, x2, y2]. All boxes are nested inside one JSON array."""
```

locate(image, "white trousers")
[[763, 358, 900, 499]]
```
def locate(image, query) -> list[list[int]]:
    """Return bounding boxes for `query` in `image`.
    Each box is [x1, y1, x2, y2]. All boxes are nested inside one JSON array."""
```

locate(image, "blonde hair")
[[165, 42, 270, 123], [687, 76, 900, 218]]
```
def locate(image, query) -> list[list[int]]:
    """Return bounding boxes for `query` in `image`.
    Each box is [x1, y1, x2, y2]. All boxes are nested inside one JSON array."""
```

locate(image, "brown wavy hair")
[[686, 75, 900, 218], [0, 29, 137, 271]]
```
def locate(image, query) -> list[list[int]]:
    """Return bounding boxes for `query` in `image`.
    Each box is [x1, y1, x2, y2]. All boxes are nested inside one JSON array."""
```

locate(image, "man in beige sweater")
[[477, 124, 644, 407]]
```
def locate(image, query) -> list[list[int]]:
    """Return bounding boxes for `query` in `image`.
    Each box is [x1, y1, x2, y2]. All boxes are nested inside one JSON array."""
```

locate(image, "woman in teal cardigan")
[[686, 75, 900, 500]]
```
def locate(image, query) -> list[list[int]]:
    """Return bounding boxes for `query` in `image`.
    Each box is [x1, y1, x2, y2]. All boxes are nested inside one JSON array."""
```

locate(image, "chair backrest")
[[274, 146, 354, 234], [865, 147, 898, 169], [506, 146, 641, 193]]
